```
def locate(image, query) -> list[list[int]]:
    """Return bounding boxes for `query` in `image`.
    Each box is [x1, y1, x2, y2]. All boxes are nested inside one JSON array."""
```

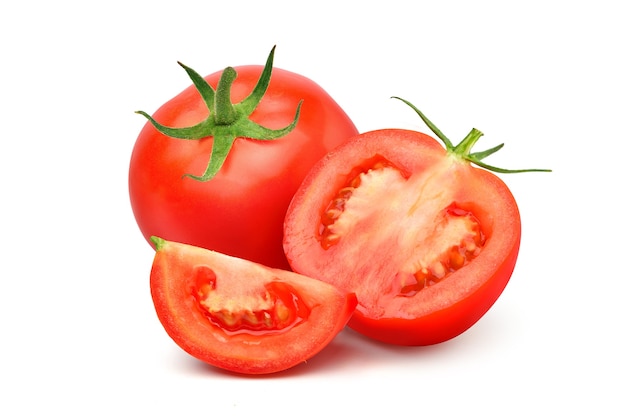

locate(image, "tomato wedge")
[[149, 237, 357, 374], [283, 98, 549, 346]]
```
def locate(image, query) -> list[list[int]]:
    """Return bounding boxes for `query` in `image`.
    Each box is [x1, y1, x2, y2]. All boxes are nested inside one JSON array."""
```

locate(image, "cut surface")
[[150, 238, 357, 374], [193, 265, 311, 334], [313, 156, 485, 318]]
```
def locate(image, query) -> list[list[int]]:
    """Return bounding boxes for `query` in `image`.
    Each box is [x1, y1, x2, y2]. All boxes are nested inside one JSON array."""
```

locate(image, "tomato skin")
[[349, 221, 520, 346], [129, 65, 358, 270], [283, 129, 521, 346], [150, 238, 357, 374]]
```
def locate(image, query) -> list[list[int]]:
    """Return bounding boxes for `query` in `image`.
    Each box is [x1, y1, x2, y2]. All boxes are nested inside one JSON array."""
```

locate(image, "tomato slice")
[[149, 237, 357, 374], [283, 126, 525, 346]]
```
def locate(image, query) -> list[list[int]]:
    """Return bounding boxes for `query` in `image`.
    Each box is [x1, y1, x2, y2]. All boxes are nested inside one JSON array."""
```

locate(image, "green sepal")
[[391, 96, 551, 174], [150, 236, 167, 251], [136, 46, 303, 182]]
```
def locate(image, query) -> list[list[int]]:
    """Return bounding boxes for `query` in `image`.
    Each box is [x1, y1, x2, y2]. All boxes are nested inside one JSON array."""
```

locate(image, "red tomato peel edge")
[[129, 46, 358, 270], [283, 97, 550, 346], [149, 237, 357, 375]]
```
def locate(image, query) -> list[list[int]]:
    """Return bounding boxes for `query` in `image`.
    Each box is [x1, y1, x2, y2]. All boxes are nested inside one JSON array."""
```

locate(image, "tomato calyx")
[[136, 46, 303, 182], [391, 97, 552, 174]]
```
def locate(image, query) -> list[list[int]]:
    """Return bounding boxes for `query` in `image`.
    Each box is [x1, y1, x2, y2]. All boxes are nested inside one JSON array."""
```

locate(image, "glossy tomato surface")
[[129, 63, 358, 270], [283, 129, 521, 345], [149, 237, 357, 374]]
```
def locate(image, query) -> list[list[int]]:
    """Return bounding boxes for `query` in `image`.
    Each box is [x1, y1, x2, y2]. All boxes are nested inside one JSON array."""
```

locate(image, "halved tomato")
[[149, 237, 357, 374], [283, 98, 549, 346]]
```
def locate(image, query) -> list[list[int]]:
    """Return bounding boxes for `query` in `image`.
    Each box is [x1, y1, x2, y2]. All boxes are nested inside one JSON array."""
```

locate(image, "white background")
[[1, 1, 624, 415]]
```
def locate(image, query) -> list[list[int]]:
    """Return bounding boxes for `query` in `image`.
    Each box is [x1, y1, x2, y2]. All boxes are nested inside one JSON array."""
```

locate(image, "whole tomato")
[[129, 47, 358, 269]]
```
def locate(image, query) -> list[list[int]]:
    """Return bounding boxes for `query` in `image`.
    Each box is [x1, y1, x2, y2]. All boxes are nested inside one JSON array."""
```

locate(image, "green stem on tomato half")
[[135, 46, 303, 182], [391, 96, 551, 174]]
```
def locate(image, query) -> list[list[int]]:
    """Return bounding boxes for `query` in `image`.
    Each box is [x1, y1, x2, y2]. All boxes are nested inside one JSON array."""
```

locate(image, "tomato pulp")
[[129, 48, 358, 269], [150, 237, 357, 374], [284, 99, 549, 345]]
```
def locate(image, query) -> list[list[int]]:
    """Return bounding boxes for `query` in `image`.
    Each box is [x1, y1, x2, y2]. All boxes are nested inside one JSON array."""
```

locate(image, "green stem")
[[214, 67, 238, 125], [454, 128, 484, 157]]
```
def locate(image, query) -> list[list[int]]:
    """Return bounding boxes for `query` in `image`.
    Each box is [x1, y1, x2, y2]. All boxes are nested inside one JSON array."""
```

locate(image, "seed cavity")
[[319, 155, 401, 249], [192, 266, 309, 334], [398, 207, 485, 296]]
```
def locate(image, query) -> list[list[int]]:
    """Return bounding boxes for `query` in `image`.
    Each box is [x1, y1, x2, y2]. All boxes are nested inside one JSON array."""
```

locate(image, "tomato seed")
[[275, 301, 291, 322], [321, 233, 341, 250], [449, 246, 465, 270], [399, 209, 485, 296], [337, 187, 355, 198]]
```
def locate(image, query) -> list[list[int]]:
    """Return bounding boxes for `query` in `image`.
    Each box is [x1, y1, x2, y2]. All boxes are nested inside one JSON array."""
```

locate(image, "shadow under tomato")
[[170, 309, 513, 378], [279, 327, 469, 377]]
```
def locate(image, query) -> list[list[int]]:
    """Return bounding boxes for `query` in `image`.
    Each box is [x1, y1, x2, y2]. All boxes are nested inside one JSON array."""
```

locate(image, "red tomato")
[[283, 98, 549, 346], [149, 237, 357, 374], [129, 48, 358, 270]]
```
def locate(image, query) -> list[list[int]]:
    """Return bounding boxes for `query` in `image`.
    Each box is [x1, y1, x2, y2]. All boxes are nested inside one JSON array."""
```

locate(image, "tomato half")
[[149, 237, 357, 374], [129, 48, 358, 270], [283, 99, 549, 346]]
